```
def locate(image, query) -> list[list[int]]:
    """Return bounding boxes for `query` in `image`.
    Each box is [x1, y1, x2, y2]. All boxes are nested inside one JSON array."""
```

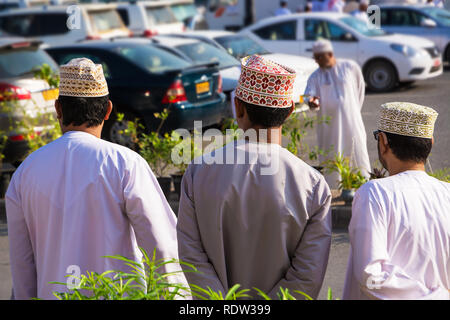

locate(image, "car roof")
[[182, 30, 236, 39], [118, 0, 179, 8], [246, 12, 350, 29], [47, 38, 161, 51], [152, 35, 200, 47], [378, 4, 429, 9], [0, 3, 119, 15]]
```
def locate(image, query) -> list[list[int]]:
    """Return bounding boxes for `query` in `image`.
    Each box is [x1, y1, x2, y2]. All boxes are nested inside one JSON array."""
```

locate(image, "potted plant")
[[120, 109, 176, 200], [325, 153, 368, 204], [281, 111, 331, 172]]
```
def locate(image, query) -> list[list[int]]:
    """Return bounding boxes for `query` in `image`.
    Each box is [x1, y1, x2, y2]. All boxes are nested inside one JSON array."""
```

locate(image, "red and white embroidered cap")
[[235, 55, 296, 108]]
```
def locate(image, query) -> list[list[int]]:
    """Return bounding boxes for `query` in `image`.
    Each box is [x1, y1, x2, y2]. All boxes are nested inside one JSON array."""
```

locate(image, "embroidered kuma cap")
[[235, 55, 296, 108], [58, 58, 109, 98], [378, 102, 438, 139]]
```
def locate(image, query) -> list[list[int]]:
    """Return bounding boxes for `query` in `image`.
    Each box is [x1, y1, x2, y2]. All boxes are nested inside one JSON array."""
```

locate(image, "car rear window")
[[0, 46, 58, 78], [171, 4, 197, 22], [176, 42, 239, 69], [146, 6, 177, 25], [114, 45, 190, 73], [0, 13, 69, 37], [88, 9, 124, 32]]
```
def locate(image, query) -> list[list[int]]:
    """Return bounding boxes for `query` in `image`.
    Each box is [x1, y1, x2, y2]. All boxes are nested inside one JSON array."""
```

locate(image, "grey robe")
[[177, 140, 332, 299]]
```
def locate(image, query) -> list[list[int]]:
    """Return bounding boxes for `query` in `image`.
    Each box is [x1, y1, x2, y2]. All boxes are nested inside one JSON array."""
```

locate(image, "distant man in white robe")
[[344, 102, 450, 300], [6, 58, 188, 300], [350, 0, 369, 24], [275, 1, 292, 16], [177, 55, 332, 300], [305, 39, 371, 188]]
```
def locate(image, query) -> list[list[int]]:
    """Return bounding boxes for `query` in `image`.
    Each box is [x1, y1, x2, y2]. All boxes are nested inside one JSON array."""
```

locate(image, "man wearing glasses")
[[304, 39, 371, 188], [343, 102, 450, 299]]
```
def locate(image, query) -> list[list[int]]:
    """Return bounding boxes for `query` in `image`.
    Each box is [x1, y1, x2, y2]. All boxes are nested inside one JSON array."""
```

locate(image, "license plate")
[[433, 59, 441, 67], [196, 81, 209, 94], [42, 88, 59, 101]]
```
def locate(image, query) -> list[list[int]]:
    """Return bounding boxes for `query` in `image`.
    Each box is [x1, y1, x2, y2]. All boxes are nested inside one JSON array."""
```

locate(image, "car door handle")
[[306, 48, 313, 52]]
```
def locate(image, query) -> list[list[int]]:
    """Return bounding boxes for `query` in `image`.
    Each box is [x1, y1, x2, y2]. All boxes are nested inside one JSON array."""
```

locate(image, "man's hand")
[[308, 96, 320, 110]]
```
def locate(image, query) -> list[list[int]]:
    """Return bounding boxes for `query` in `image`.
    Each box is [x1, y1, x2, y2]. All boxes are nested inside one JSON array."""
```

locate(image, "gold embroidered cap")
[[379, 102, 438, 139], [235, 55, 296, 108], [58, 58, 109, 98]]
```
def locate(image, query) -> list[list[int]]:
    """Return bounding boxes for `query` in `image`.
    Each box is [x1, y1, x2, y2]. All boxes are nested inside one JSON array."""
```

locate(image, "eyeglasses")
[[373, 130, 380, 141]]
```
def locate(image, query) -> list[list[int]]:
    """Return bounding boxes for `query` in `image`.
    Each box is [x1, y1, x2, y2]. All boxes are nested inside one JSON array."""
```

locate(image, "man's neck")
[[388, 161, 426, 176], [62, 125, 103, 139], [244, 126, 282, 145]]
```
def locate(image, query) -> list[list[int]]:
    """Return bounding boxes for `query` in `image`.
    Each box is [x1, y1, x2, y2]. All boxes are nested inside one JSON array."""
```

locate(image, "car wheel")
[[102, 111, 139, 149], [364, 60, 398, 93]]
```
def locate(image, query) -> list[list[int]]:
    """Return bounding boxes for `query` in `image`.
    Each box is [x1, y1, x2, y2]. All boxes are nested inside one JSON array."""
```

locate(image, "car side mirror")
[[421, 18, 436, 28], [343, 32, 356, 42]]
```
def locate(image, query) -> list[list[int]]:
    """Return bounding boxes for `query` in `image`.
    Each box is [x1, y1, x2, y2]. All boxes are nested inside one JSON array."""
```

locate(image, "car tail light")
[[217, 74, 223, 93], [86, 35, 101, 41], [162, 80, 187, 104], [0, 83, 31, 101], [182, 25, 187, 32], [129, 30, 134, 37], [143, 29, 158, 37], [9, 135, 24, 141]]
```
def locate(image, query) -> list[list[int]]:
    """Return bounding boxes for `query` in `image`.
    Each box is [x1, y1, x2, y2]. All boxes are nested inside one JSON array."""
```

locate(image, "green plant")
[[189, 284, 251, 300], [325, 153, 368, 190], [51, 247, 194, 300], [50, 247, 339, 300], [428, 168, 450, 183], [33, 63, 60, 89], [282, 111, 331, 163]]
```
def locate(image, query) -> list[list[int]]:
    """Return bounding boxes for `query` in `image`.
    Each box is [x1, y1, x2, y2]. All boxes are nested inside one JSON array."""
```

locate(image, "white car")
[[239, 12, 443, 92], [168, 30, 319, 105], [0, 4, 131, 47], [379, 4, 450, 64], [0, 38, 58, 163], [117, 0, 185, 37]]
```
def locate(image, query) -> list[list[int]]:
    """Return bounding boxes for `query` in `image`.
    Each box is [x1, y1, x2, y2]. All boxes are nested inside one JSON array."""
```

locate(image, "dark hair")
[[241, 99, 292, 128], [58, 95, 109, 128], [384, 131, 432, 163], [280, 1, 288, 6]]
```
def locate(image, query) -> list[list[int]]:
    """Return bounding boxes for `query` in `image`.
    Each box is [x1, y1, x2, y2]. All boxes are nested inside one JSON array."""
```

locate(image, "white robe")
[[177, 140, 332, 299], [6, 131, 188, 300], [305, 59, 371, 188], [343, 170, 450, 300]]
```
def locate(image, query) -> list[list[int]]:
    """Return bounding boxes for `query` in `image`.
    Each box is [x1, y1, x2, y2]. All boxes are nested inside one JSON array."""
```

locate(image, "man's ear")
[[287, 101, 295, 118], [55, 99, 62, 119], [234, 97, 245, 119], [379, 131, 389, 154], [104, 100, 113, 121]]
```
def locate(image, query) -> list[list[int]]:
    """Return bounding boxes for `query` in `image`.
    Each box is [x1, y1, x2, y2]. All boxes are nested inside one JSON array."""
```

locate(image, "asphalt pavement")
[[0, 68, 448, 300]]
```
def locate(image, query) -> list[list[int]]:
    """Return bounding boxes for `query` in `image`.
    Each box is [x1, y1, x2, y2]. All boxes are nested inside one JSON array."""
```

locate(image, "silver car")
[[0, 38, 58, 164], [380, 4, 450, 63]]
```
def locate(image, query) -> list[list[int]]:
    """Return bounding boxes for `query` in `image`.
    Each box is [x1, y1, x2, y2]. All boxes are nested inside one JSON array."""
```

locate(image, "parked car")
[[0, 38, 58, 164], [379, 4, 450, 63], [239, 12, 443, 92], [46, 39, 227, 146], [151, 35, 240, 95], [0, 4, 130, 47], [167, 30, 318, 104], [117, 0, 185, 37]]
